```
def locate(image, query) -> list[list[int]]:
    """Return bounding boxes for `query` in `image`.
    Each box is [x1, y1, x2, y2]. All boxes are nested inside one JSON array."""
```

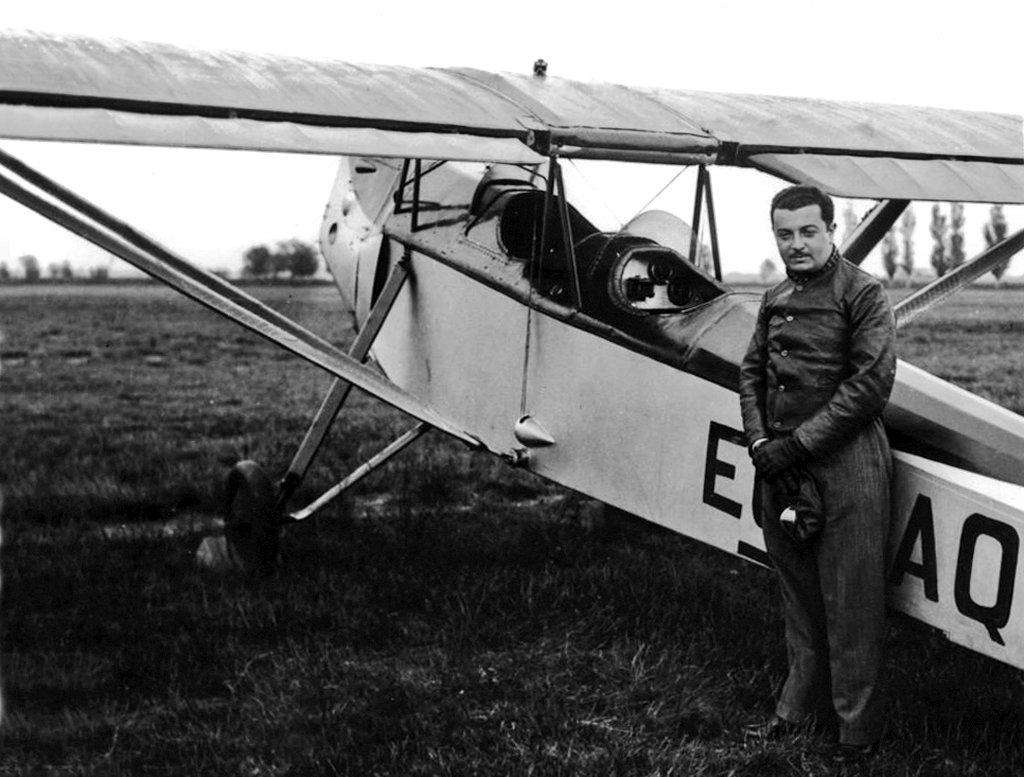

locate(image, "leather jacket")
[[739, 250, 896, 458]]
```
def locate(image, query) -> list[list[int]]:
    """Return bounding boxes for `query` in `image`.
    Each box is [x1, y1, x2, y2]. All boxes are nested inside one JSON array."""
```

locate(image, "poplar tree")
[[841, 200, 860, 247], [948, 202, 966, 270], [984, 205, 1010, 282], [930, 204, 948, 277], [881, 226, 899, 282], [899, 207, 916, 282]]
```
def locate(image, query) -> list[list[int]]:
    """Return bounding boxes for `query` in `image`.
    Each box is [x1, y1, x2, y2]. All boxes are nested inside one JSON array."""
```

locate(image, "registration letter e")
[[703, 421, 746, 520]]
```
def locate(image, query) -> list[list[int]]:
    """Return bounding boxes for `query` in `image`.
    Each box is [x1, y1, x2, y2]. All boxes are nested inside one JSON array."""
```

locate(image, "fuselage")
[[319, 157, 1024, 670]]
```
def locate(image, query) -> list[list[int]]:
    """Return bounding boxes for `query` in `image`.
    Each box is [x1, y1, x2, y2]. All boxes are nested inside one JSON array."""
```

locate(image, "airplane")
[[1, 30, 1023, 676]]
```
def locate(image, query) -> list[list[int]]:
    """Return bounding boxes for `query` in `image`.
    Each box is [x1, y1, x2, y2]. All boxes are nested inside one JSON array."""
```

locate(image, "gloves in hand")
[[752, 437, 808, 479]]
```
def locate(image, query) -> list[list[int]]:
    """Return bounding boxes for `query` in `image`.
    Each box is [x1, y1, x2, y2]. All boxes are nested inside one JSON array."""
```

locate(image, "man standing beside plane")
[[738, 185, 897, 760]]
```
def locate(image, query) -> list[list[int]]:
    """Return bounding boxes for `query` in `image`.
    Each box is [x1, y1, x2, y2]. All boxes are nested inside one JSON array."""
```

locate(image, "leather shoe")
[[742, 715, 802, 740], [831, 742, 878, 763]]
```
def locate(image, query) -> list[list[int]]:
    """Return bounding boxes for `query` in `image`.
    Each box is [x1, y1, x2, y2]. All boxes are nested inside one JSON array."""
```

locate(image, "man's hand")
[[752, 437, 808, 479]]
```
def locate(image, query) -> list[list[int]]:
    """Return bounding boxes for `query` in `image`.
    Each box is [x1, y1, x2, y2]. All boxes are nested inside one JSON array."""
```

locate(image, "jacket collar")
[[786, 246, 840, 285]]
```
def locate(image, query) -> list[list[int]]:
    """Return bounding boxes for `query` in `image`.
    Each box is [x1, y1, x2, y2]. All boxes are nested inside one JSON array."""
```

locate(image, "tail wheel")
[[224, 460, 280, 575]]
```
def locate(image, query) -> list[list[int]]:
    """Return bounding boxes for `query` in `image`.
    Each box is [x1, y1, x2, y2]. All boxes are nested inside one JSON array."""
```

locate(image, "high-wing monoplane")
[[1, 31, 1023, 674]]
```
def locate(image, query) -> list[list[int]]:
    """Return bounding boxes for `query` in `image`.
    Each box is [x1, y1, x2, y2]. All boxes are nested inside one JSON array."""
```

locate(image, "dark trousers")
[[760, 419, 892, 745]]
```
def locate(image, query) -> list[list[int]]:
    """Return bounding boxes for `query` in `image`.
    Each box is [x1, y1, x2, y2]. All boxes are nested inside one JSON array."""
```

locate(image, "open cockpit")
[[466, 163, 727, 323]]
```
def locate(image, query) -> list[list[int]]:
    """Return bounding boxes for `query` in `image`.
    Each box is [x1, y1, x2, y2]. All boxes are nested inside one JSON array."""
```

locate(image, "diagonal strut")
[[894, 228, 1024, 328], [0, 147, 483, 449]]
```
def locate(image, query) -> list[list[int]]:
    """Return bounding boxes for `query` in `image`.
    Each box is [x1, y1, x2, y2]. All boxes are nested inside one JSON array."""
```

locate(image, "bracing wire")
[[625, 166, 687, 227], [520, 165, 552, 417]]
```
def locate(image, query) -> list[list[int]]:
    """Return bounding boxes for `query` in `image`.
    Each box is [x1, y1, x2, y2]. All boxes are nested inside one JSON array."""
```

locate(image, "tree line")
[[0, 237, 320, 282], [0, 254, 110, 282], [874, 202, 1012, 283], [241, 239, 319, 279]]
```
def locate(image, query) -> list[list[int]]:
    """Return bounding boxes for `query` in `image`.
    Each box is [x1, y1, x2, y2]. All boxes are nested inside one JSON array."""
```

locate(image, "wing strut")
[[894, 227, 1024, 328], [0, 147, 482, 449], [840, 199, 909, 265], [286, 423, 431, 522], [277, 256, 413, 504]]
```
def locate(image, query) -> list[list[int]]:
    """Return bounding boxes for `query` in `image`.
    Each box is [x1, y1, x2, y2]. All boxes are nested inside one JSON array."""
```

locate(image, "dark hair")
[[770, 185, 834, 225]]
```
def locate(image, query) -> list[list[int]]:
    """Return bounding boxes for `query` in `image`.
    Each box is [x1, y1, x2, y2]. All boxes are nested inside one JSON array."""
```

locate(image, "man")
[[738, 185, 896, 760]]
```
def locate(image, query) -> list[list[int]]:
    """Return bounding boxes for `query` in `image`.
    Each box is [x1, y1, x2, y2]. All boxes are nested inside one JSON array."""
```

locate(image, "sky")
[[0, 0, 1021, 279]]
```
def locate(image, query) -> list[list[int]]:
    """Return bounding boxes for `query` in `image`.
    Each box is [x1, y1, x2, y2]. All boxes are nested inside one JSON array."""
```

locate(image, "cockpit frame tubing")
[[394, 158, 447, 232], [551, 157, 584, 310], [688, 165, 723, 281], [689, 167, 705, 267], [702, 167, 723, 281]]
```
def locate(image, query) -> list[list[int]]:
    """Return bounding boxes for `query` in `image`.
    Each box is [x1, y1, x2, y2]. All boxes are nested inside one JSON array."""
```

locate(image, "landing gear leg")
[[222, 257, 411, 574]]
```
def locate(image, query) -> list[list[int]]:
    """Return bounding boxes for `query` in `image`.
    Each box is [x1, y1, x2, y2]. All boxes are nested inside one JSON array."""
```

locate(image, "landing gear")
[[224, 460, 280, 576], [221, 258, 422, 575]]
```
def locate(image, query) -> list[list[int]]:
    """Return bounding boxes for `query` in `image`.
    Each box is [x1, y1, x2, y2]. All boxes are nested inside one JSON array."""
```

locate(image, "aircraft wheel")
[[224, 460, 280, 575]]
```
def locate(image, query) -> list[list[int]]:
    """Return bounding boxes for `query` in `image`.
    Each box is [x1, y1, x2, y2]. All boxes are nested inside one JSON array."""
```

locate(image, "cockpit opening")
[[472, 168, 726, 324]]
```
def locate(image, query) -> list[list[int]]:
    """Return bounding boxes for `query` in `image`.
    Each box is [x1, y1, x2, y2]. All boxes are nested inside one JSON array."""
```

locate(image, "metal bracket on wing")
[[894, 227, 1024, 329], [0, 146, 483, 450]]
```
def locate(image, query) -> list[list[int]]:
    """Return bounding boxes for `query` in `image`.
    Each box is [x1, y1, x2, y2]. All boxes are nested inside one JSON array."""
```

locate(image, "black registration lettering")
[[890, 495, 939, 601], [703, 422, 746, 520], [954, 514, 1019, 646]]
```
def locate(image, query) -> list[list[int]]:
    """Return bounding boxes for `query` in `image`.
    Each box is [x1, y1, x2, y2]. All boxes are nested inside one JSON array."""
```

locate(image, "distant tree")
[[0, 262, 10, 281], [880, 226, 899, 282], [840, 200, 860, 247], [88, 265, 109, 281], [930, 204, 948, 277], [759, 257, 778, 284], [696, 242, 714, 274], [60, 260, 75, 280], [984, 204, 1010, 282], [275, 239, 319, 278], [242, 244, 273, 277], [47, 261, 61, 279], [948, 202, 966, 271], [899, 207, 916, 281], [18, 254, 41, 282]]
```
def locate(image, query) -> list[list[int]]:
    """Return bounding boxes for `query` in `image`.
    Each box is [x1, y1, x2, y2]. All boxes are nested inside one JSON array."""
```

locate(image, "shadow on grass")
[[5, 495, 1022, 775]]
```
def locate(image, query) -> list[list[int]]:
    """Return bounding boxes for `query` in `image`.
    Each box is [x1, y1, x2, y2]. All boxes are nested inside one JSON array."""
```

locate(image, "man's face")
[[772, 204, 835, 274]]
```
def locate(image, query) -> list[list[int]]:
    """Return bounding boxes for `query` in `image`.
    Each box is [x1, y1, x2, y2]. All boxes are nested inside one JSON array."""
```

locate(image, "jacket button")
[[778, 385, 786, 392], [773, 421, 783, 428], [785, 315, 794, 322], [781, 349, 789, 357]]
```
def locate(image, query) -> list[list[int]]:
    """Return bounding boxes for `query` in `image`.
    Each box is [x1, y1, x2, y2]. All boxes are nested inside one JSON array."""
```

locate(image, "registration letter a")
[[890, 494, 939, 602]]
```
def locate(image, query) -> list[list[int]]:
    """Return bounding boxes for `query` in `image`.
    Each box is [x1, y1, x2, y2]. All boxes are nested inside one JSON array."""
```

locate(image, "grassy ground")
[[2, 283, 1023, 776]]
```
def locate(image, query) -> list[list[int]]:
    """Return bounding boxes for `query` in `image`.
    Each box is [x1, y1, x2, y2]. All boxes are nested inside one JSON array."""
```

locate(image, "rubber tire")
[[224, 460, 280, 576]]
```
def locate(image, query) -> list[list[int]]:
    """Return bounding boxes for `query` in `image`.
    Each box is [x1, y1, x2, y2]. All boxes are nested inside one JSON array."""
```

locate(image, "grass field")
[[2, 282, 1023, 776]]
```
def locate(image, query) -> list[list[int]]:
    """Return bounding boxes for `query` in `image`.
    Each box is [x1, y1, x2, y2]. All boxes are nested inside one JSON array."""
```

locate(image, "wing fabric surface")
[[0, 29, 1021, 201], [749, 154, 1024, 204]]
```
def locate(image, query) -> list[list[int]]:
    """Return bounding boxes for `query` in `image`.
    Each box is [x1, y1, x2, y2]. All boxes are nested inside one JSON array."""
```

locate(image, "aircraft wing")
[[1, 30, 1021, 202]]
